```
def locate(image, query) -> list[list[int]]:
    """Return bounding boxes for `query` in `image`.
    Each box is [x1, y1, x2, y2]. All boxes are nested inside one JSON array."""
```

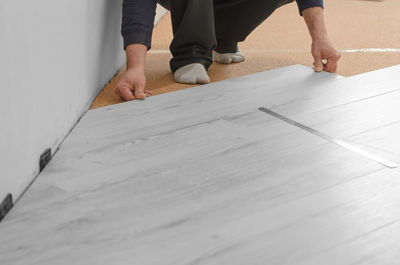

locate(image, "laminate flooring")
[[1, 65, 399, 265]]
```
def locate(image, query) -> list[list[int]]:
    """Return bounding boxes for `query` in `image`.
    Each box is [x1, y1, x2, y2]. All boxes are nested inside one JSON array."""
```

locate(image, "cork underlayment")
[[91, 0, 400, 109]]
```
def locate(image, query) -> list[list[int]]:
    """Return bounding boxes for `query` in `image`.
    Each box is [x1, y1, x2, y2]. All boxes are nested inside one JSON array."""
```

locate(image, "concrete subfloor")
[[91, 0, 400, 109]]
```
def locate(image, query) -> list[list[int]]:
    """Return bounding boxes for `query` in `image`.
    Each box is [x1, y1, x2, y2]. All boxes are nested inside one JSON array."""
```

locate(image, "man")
[[115, 0, 341, 101]]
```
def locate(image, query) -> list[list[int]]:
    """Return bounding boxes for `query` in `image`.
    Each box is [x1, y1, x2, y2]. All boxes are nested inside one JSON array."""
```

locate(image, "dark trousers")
[[159, 0, 294, 72]]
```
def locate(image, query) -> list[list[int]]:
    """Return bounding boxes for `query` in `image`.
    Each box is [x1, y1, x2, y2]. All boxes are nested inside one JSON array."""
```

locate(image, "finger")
[[134, 82, 147, 100], [114, 83, 136, 101], [144, 90, 152, 96], [313, 56, 324, 72], [324, 57, 338, 73], [331, 64, 338, 73], [324, 53, 341, 73], [324, 58, 337, 73]]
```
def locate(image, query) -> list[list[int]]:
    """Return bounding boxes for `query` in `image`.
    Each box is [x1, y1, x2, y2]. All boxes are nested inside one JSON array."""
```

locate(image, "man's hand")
[[114, 44, 152, 101], [302, 7, 341, 73], [114, 67, 152, 100], [311, 36, 341, 72]]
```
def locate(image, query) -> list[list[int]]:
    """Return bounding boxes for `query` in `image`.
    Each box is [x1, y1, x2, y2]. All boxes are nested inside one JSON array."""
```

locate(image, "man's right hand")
[[114, 67, 152, 101], [114, 43, 151, 101]]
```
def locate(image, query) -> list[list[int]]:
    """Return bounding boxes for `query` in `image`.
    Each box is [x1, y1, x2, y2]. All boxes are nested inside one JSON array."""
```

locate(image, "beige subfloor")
[[91, 0, 400, 109]]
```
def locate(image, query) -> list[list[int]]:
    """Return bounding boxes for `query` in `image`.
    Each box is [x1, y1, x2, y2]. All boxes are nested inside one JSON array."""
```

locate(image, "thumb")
[[313, 55, 324, 72]]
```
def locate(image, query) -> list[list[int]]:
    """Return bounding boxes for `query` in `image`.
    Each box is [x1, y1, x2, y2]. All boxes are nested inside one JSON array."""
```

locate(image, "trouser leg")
[[163, 0, 217, 72], [213, 0, 295, 52]]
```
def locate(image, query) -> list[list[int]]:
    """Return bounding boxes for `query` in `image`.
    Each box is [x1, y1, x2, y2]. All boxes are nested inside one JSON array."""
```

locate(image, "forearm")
[[126, 44, 147, 70], [302, 7, 340, 73], [302, 7, 328, 41]]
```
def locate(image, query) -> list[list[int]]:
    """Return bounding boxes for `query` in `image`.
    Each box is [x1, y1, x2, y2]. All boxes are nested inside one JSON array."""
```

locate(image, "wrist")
[[126, 64, 145, 73], [125, 43, 147, 70], [310, 31, 329, 42]]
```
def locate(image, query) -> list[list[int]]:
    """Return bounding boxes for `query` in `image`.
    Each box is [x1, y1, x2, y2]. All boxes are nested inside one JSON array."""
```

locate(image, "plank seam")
[[258, 107, 398, 169]]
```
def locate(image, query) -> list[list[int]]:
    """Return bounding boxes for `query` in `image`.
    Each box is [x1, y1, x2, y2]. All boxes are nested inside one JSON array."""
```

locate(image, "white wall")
[[0, 0, 126, 204]]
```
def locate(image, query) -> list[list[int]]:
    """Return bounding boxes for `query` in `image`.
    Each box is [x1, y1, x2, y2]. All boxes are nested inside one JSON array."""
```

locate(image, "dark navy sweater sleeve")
[[121, 0, 324, 50], [296, 0, 324, 15], [121, 0, 157, 49]]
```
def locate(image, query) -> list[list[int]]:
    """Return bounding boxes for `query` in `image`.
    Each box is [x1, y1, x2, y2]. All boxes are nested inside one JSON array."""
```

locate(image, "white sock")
[[173, 63, 210, 84], [213, 50, 245, 64]]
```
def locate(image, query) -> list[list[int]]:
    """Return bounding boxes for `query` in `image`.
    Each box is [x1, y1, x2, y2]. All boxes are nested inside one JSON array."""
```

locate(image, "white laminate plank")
[[81, 65, 341, 130], [270, 64, 400, 117], [272, 90, 400, 141], [87, 64, 400, 125]]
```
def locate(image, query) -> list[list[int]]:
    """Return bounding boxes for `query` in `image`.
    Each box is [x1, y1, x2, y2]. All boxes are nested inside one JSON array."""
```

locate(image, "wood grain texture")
[[1, 65, 399, 265], [269, 65, 400, 163]]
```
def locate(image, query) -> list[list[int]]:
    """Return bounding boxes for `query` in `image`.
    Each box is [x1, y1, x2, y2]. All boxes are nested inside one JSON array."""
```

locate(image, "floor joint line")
[[258, 107, 398, 169]]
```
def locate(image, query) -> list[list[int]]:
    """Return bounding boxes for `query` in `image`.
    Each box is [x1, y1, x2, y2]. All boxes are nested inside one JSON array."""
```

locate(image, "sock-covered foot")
[[173, 63, 210, 84], [213, 50, 245, 64]]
